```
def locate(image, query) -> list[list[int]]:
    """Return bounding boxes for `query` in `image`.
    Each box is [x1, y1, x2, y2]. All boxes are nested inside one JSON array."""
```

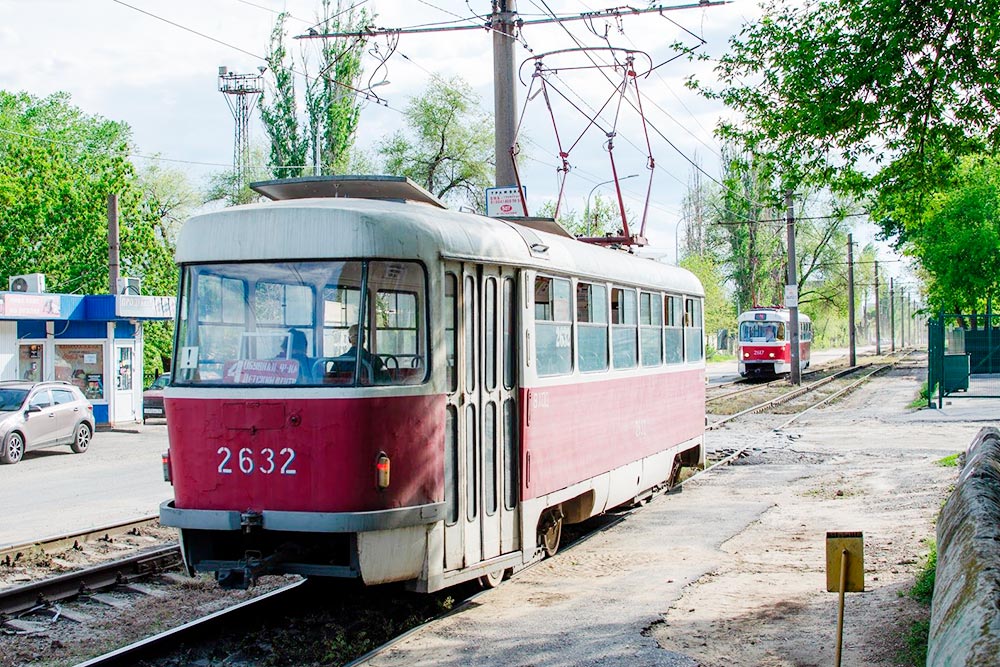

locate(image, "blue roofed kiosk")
[[0, 275, 175, 426]]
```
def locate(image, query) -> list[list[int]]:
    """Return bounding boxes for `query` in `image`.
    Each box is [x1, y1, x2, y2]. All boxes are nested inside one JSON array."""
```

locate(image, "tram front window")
[[174, 260, 427, 387], [739, 321, 785, 343]]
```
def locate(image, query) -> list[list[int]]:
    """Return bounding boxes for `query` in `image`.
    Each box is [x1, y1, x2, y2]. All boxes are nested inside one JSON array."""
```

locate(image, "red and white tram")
[[737, 307, 812, 378], [159, 176, 706, 591]]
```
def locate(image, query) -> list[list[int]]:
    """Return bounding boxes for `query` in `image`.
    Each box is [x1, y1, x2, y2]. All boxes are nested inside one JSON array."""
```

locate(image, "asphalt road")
[[0, 423, 171, 547]]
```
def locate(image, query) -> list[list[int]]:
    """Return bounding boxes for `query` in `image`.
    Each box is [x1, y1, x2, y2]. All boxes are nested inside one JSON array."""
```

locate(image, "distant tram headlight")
[[768, 352, 775, 358]]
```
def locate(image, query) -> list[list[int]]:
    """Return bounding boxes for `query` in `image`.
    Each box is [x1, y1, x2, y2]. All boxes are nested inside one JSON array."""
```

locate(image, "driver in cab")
[[339, 324, 386, 381]]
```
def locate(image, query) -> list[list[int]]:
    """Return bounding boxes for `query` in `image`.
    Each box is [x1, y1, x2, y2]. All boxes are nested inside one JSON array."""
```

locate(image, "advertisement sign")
[[0, 293, 61, 317], [486, 186, 527, 217], [116, 295, 176, 319]]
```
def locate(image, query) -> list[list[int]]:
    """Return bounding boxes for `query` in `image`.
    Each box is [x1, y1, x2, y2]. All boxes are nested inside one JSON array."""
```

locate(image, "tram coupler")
[[216, 549, 282, 590], [240, 510, 263, 534]]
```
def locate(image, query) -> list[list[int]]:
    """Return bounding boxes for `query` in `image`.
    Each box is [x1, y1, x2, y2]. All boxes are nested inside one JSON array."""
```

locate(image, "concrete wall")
[[928, 427, 1000, 666]]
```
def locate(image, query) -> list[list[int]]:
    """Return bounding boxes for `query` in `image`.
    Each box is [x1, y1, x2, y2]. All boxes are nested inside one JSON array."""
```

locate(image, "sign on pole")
[[784, 284, 799, 308], [486, 186, 527, 217]]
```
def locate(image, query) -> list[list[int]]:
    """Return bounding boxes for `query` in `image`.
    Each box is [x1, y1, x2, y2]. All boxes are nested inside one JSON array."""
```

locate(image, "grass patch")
[[897, 542, 937, 666], [908, 381, 932, 409], [935, 453, 961, 467]]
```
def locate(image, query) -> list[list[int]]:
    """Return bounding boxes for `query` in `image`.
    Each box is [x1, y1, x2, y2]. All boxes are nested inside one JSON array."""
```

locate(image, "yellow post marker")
[[826, 531, 864, 667]]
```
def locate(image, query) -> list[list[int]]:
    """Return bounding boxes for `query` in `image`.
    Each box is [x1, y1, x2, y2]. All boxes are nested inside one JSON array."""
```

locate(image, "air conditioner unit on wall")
[[8, 273, 46, 293], [117, 277, 141, 295]]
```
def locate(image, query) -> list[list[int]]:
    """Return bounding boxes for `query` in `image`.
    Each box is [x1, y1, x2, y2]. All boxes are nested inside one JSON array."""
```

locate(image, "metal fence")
[[928, 310, 1000, 406]]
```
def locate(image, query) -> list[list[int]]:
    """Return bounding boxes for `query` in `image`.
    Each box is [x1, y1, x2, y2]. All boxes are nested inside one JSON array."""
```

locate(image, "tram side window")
[[576, 282, 608, 372], [801, 321, 812, 341], [640, 291, 663, 367], [684, 297, 704, 362], [534, 276, 572, 376], [366, 262, 428, 385], [445, 273, 458, 393], [664, 295, 684, 364], [611, 287, 638, 369]]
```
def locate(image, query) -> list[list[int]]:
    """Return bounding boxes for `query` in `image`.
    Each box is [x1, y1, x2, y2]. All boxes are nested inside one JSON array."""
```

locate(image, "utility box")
[[943, 353, 970, 393]]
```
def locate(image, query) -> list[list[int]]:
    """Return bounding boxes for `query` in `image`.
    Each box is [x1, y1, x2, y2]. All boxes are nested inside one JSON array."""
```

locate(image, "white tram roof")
[[177, 191, 703, 296], [738, 308, 811, 324]]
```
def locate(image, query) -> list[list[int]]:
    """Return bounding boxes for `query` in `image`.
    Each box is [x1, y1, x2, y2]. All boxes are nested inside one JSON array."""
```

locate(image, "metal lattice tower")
[[218, 66, 264, 188]]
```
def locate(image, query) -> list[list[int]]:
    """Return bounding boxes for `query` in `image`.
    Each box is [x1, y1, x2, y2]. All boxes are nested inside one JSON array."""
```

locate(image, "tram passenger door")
[[443, 263, 521, 574]]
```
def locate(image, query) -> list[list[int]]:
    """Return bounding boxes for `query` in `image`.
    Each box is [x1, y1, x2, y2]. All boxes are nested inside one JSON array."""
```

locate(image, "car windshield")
[[0, 389, 29, 411], [149, 375, 170, 390], [173, 260, 428, 387]]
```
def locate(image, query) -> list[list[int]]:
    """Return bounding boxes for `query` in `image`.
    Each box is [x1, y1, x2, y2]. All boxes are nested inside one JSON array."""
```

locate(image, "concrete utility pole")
[[874, 260, 881, 356], [900, 288, 906, 348], [847, 234, 856, 366], [493, 0, 518, 187], [890, 278, 896, 353], [785, 190, 801, 386], [108, 194, 120, 295]]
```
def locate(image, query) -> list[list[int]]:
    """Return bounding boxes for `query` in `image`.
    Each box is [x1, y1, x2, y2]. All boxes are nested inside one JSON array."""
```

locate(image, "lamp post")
[[586, 174, 638, 236]]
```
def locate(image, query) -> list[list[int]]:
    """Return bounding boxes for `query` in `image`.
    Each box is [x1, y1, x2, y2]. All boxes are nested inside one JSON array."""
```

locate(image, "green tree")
[[912, 154, 1000, 312], [679, 253, 734, 354], [379, 76, 493, 209], [537, 194, 626, 237], [0, 90, 178, 378], [260, 1, 368, 179]]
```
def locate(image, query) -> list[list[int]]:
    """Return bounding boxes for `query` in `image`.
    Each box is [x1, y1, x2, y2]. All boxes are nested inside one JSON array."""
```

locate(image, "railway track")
[[0, 515, 160, 566]]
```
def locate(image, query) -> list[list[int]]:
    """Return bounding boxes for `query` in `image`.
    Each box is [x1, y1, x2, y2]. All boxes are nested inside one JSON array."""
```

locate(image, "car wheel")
[[71, 422, 93, 454], [1, 432, 25, 464]]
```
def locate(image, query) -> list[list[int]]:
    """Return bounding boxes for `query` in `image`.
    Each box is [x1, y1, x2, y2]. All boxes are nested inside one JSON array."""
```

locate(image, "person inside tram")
[[339, 324, 386, 381], [278, 328, 311, 382], [764, 325, 777, 342]]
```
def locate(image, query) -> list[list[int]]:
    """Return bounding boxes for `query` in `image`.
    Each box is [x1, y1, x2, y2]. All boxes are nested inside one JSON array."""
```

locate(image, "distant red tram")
[[737, 307, 812, 378], [159, 176, 706, 591]]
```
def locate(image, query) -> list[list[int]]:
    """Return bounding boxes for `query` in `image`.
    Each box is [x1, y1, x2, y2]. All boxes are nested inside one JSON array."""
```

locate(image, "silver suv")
[[0, 381, 95, 465]]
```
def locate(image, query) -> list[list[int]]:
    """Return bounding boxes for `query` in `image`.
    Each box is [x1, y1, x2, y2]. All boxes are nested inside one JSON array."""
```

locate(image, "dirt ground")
[[363, 362, 978, 667], [651, 364, 975, 666]]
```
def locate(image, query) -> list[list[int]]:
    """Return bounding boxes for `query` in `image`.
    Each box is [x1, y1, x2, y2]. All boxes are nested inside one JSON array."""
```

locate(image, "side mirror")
[[26, 405, 42, 414]]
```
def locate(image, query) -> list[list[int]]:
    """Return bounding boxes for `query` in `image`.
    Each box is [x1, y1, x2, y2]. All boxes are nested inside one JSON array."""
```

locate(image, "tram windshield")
[[739, 321, 785, 343], [173, 260, 427, 387]]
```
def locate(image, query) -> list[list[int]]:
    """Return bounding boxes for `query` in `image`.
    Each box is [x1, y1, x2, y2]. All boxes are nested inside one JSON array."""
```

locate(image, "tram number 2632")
[[217, 446, 298, 476]]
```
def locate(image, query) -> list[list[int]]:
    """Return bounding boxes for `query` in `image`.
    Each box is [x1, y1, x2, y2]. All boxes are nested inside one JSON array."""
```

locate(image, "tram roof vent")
[[250, 175, 447, 209]]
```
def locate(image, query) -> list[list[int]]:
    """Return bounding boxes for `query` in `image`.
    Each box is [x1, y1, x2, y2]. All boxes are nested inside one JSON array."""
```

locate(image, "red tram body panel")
[[520, 370, 704, 499], [166, 395, 445, 512], [158, 176, 707, 592]]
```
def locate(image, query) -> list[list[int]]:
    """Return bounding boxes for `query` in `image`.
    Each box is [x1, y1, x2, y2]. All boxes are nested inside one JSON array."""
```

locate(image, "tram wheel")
[[538, 508, 563, 558], [478, 568, 506, 589]]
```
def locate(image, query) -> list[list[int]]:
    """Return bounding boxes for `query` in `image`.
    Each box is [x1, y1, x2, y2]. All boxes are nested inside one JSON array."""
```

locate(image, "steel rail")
[[74, 578, 307, 667], [774, 350, 916, 430], [0, 515, 161, 565], [706, 365, 870, 431], [0, 545, 181, 617]]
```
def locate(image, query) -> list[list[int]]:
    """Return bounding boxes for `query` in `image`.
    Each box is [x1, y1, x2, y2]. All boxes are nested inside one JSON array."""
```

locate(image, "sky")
[[0, 0, 908, 278]]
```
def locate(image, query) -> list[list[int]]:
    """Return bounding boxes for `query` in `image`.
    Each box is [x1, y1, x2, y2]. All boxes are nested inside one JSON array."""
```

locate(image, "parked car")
[[0, 381, 95, 465], [143, 373, 170, 423]]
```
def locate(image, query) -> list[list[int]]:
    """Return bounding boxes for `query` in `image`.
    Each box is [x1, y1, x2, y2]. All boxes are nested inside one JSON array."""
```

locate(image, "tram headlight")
[[376, 452, 391, 490], [743, 352, 749, 358], [768, 352, 775, 358]]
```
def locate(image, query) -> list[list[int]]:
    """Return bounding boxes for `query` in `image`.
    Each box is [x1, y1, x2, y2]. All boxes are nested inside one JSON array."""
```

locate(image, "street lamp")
[[586, 174, 639, 236]]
